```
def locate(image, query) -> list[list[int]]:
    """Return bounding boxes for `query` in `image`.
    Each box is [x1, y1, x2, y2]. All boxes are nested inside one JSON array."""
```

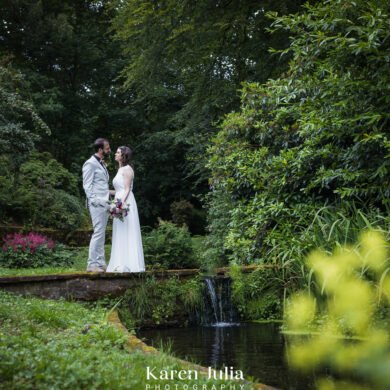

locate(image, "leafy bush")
[[170, 200, 207, 235], [14, 152, 86, 229], [119, 276, 205, 327], [206, 0, 390, 290], [229, 264, 283, 320], [0, 62, 50, 158], [0, 156, 16, 222], [38, 189, 87, 230], [0, 151, 86, 229], [199, 191, 235, 270], [170, 199, 194, 226], [143, 219, 197, 269], [0, 61, 50, 224], [0, 232, 73, 268], [285, 230, 390, 390]]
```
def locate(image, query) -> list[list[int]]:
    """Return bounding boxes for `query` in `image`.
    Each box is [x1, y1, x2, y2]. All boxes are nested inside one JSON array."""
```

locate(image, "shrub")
[[38, 190, 87, 230], [118, 275, 205, 327], [0, 232, 73, 268], [143, 219, 197, 269], [13, 152, 85, 230], [206, 0, 390, 288], [0, 152, 86, 230], [0, 156, 17, 223], [230, 264, 283, 320], [285, 230, 390, 389], [170, 200, 194, 227]]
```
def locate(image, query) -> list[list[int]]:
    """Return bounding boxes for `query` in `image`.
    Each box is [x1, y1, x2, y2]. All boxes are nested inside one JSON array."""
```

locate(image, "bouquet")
[[107, 199, 129, 222]]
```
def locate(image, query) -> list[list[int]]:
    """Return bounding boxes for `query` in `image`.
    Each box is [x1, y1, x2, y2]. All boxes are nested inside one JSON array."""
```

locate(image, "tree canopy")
[[0, 0, 302, 226], [206, 0, 390, 268]]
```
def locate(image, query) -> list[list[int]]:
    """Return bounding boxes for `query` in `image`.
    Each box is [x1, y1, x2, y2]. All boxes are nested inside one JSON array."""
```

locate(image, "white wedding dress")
[[107, 166, 145, 273]]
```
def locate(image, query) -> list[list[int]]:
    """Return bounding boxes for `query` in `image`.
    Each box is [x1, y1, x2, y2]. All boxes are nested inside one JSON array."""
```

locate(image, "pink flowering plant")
[[0, 232, 73, 268], [107, 199, 129, 222]]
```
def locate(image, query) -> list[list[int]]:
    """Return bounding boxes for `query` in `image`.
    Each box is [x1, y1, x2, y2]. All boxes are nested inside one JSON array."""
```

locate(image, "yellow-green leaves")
[[360, 230, 388, 273], [285, 230, 390, 389], [286, 293, 316, 330]]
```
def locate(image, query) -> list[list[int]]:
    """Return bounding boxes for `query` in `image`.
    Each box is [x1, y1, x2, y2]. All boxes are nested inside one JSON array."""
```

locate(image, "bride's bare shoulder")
[[121, 165, 134, 176]]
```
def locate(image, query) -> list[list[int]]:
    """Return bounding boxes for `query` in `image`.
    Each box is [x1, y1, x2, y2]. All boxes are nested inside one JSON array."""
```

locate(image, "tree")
[[206, 0, 390, 270], [110, 0, 305, 221], [0, 60, 50, 159], [0, 0, 136, 167]]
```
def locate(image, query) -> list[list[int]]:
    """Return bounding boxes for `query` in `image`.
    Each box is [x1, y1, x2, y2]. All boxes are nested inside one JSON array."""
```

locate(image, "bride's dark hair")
[[119, 146, 134, 169]]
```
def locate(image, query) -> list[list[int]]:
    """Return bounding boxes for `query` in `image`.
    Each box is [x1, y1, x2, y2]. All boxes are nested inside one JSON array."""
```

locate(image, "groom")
[[82, 138, 111, 272]]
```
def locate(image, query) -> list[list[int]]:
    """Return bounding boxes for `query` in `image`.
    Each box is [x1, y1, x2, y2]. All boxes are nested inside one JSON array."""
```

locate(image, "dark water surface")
[[138, 323, 319, 390]]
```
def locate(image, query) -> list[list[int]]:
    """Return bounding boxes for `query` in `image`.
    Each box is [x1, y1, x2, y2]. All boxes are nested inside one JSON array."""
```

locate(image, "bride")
[[107, 146, 145, 273]]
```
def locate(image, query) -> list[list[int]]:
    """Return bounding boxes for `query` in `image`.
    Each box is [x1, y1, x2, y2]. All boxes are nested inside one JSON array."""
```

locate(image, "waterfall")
[[205, 278, 219, 323], [203, 276, 238, 326]]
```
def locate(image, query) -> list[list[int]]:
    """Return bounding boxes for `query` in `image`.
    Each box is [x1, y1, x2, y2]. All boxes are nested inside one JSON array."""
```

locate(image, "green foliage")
[[130, 130, 196, 225], [206, 0, 390, 291], [0, 245, 108, 276], [0, 291, 236, 388], [0, 232, 73, 269], [11, 152, 86, 229], [19, 151, 78, 193], [180, 276, 206, 315], [0, 1, 131, 167], [0, 59, 86, 230], [0, 0, 304, 229], [0, 156, 15, 222], [0, 244, 73, 269], [170, 199, 194, 227], [199, 191, 235, 270], [229, 264, 282, 320], [110, 0, 305, 225], [0, 61, 50, 159], [245, 292, 281, 320], [285, 230, 390, 390], [0, 61, 52, 223], [143, 219, 197, 269], [169, 200, 206, 235], [119, 276, 205, 327]]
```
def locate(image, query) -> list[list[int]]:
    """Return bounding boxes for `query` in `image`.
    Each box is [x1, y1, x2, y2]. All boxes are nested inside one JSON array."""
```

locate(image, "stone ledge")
[[0, 265, 276, 300], [0, 269, 199, 284], [0, 264, 275, 284]]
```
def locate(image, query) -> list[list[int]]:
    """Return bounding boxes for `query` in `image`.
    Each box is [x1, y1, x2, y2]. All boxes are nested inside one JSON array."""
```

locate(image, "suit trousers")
[[88, 204, 109, 268]]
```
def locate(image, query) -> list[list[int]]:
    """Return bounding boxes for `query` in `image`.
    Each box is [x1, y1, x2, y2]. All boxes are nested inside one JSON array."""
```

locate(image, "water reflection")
[[138, 323, 317, 390]]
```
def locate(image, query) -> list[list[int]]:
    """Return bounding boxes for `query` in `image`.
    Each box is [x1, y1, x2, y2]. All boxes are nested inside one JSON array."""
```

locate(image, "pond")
[[138, 322, 322, 390]]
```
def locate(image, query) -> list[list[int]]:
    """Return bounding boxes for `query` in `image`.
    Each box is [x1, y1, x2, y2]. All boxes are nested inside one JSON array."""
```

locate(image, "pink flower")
[[2, 232, 56, 253]]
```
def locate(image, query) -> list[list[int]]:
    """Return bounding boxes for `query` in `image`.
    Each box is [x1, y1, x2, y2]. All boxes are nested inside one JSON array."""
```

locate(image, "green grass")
[[0, 246, 111, 276], [0, 236, 207, 277], [0, 291, 242, 389]]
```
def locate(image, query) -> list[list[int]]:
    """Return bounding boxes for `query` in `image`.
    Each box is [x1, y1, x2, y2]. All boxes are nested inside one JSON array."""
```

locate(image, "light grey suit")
[[82, 155, 110, 269]]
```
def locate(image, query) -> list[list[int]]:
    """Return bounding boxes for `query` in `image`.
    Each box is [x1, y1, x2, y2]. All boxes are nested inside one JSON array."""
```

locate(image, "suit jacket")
[[82, 156, 109, 208]]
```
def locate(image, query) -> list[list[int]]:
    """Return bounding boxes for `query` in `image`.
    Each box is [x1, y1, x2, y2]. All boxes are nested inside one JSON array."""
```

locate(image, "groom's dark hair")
[[94, 138, 108, 152]]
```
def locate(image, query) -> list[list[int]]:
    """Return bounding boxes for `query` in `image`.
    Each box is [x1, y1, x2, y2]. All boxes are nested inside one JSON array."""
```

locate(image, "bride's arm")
[[121, 167, 134, 204]]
